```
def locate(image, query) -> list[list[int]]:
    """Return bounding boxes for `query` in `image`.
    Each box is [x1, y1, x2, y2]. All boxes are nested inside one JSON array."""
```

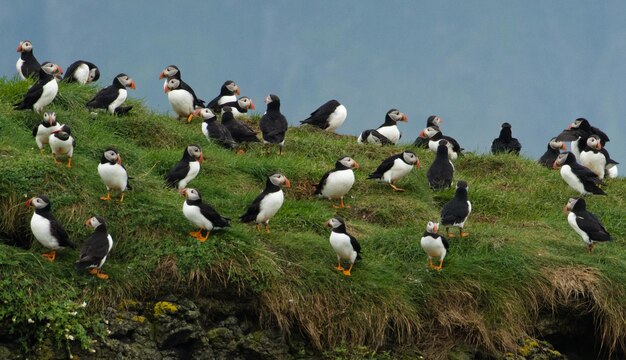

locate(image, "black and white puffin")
[[32, 112, 62, 152], [164, 145, 204, 190], [76, 216, 113, 279], [538, 137, 566, 169], [221, 106, 260, 150], [356, 129, 394, 146], [14, 62, 63, 113], [427, 140, 454, 190], [181, 188, 230, 242], [63, 60, 100, 84], [553, 152, 606, 196], [326, 216, 362, 277], [16, 40, 40, 80], [357, 109, 408, 145], [491, 122, 522, 154], [413, 115, 442, 148], [26, 195, 76, 261], [441, 180, 472, 238], [420, 221, 449, 270], [164, 78, 197, 122], [195, 108, 237, 149], [260, 94, 288, 155], [49, 125, 75, 168], [98, 148, 131, 202], [239, 173, 291, 233], [300, 99, 347, 132], [159, 65, 205, 107], [580, 135, 619, 180], [219, 96, 255, 117], [555, 118, 610, 160], [86, 73, 136, 115], [314, 157, 359, 208], [419, 126, 463, 160], [206, 80, 240, 112], [368, 151, 420, 191], [564, 198, 612, 253]]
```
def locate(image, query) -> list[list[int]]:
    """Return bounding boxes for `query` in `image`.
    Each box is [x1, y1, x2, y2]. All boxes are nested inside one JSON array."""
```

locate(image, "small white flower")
[[80, 302, 87, 308], [66, 334, 75, 341], [69, 311, 77, 316], [46, 323, 51, 328], [28, 318, 34, 324], [106, 329, 111, 335], [11, 317, 15, 323], [89, 349, 96, 353], [104, 320, 109, 324]]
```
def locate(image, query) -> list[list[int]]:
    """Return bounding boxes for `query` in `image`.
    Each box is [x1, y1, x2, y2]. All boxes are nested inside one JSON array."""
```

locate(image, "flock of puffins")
[[11, 40, 619, 279]]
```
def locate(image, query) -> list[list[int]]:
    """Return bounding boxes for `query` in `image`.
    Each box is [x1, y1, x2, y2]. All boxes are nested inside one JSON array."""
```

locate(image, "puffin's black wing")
[[62, 61, 83, 82], [440, 235, 450, 250], [368, 154, 401, 180], [86, 85, 118, 109], [441, 201, 469, 225], [555, 129, 580, 142], [76, 232, 109, 270], [180, 80, 205, 108], [260, 113, 288, 143], [114, 106, 133, 116], [491, 139, 505, 153], [225, 119, 259, 143], [427, 162, 454, 190], [600, 148, 619, 165], [348, 233, 362, 260], [49, 218, 76, 248], [591, 126, 610, 145], [164, 161, 190, 187], [14, 81, 45, 110], [510, 138, 522, 153], [208, 122, 237, 149], [32, 124, 39, 137], [538, 147, 558, 168], [199, 203, 230, 228], [239, 193, 264, 223], [413, 136, 429, 148], [300, 100, 339, 128], [206, 95, 221, 112], [443, 135, 462, 154], [571, 164, 604, 185], [576, 211, 612, 242], [314, 170, 333, 195]]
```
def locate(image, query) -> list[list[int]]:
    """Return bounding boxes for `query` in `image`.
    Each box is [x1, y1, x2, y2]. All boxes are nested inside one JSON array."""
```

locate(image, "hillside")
[[0, 78, 625, 359]]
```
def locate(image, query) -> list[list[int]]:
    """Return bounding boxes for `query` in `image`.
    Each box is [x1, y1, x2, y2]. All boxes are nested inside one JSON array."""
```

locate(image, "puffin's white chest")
[[49, 135, 74, 156], [108, 89, 128, 113], [560, 165, 586, 195], [35, 123, 62, 149], [183, 202, 215, 230], [98, 163, 128, 191], [329, 231, 357, 262], [321, 169, 355, 198], [567, 212, 590, 245], [257, 190, 284, 223], [98, 235, 114, 268], [30, 213, 58, 249], [202, 122, 209, 138], [16, 58, 26, 80], [178, 161, 200, 190], [168, 89, 194, 117], [34, 79, 58, 113], [73, 63, 90, 84], [580, 151, 606, 179], [420, 235, 447, 259], [383, 159, 413, 183], [376, 125, 400, 144], [571, 139, 582, 160], [326, 105, 347, 131]]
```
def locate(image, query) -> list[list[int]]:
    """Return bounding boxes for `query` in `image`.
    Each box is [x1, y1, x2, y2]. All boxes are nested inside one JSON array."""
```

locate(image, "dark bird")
[[206, 80, 240, 112], [420, 221, 448, 270], [260, 94, 288, 155], [164, 145, 204, 190], [413, 115, 442, 148], [555, 118, 610, 160], [441, 180, 472, 238], [63, 60, 99, 84], [564, 198, 612, 253], [326, 216, 362, 277], [26, 195, 76, 261], [196, 108, 237, 149], [14, 62, 63, 113], [491, 122, 522, 154], [357, 109, 408, 145], [368, 151, 420, 191], [16, 40, 40, 80], [553, 152, 606, 196], [300, 99, 347, 132], [240, 173, 291, 233], [538, 137, 566, 169], [221, 106, 260, 151], [181, 188, 230, 242], [86, 73, 136, 115], [76, 216, 113, 279], [427, 140, 455, 190]]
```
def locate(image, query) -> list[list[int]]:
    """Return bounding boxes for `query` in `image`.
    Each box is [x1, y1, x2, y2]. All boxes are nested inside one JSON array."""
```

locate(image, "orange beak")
[[49, 117, 54, 126], [25, 198, 32, 207], [418, 130, 426, 138], [192, 108, 202, 116], [552, 161, 558, 170], [17, 43, 22, 52], [566, 124, 572, 130], [283, 178, 292, 188], [235, 88, 241, 95], [130, 81, 136, 90], [561, 143, 567, 150], [249, 101, 255, 110], [596, 143, 602, 150], [402, 114, 408, 122], [117, 156, 122, 165], [352, 161, 360, 170], [563, 205, 570, 215], [416, 159, 421, 168], [56, 66, 64, 75], [179, 188, 187, 196], [198, 153, 204, 164], [164, 86, 170, 93], [434, 223, 439, 233], [325, 220, 332, 227], [159, 71, 166, 79], [85, 218, 91, 226]]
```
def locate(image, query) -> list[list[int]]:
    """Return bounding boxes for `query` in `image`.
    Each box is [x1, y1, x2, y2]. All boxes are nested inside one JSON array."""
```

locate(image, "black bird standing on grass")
[[441, 181, 472, 238], [260, 94, 288, 155], [427, 141, 454, 190], [300, 99, 347, 132], [76, 216, 113, 280], [63, 60, 100, 84], [553, 152, 606, 196], [16, 40, 40, 80], [491, 122, 522, 154], [26, 195, 76, 261], [221, 106, 259, 153], [86, 73, 136, 115], [14, 62, 63, 114], [165, 145, 204, 190], [564, 197, 611, 254]]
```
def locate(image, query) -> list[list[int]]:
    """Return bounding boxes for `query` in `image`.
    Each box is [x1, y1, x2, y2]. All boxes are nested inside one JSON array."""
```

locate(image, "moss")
[[131, 315, 146, 323], [153, 301, 178, 317]]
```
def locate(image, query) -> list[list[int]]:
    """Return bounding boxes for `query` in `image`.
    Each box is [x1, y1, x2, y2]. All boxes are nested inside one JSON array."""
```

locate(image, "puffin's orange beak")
[[25, 198, 32, 207], [17, 43, 22, 52], [179, 188, 187, 196], [159, 71, 166, 79], [164, 86, 170, 93], [56, 66, 64, 75], [283, 178, 291, 188], [192, 108, 202, 116], [552, 161, 558, 170], [352, 161, 360, 170], [418, 130, 426, 138], [561, 143, 567, 150], [198, 153, 204, 164], [325, 220, 332, 228], [566, 124, 572, 130], [596, 143, 602, 150], [235, 88, 241, 95], [563, 205, 570, 215], [416, 159, 421, 168], [85, 218, 91, 227], [434, 223, 439, 233], [49, 117, 54, 126], [130, 81, 136, 90], [402, 114, 408, 122], [249, 101, 255, 110], [117, 156, 122, 165]]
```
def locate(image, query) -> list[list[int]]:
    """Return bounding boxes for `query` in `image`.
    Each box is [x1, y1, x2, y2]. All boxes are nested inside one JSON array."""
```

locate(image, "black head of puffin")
[[428, 115, 442, 127], [25, 195, 50, 209], [195, 108, 215, 120], [269, 173, 291, 188], [85, 216, 106, 228], [265, 94, 280, 105], [88, 67, 100, 83], [456, 180, 468, 191], [338, 156, 359, 170], [41, 62, 63, 75], [165, 78, 180, 93], [549, 137, 567, 151], [587, 135, 601, 150], [426, 221, 439, 233], [43, 112, 56, 126], [159, 65, 179, 79], [17, 40, 33, 53], [326, 216, 345, 229], [402, 151, 420, 167], [420, 126, 439, 139], [564, 197, 580, 214], [103, 148, 121, 165], [238, 97, 255, 110], [116, 73, 136, 90], [553, 152, 573, 169], [568, 118, 589, 130], [183, 188, 201, 200], [187, 144, 204, 164], [224, 80, 240, 95], [387, 109, 408, 123]]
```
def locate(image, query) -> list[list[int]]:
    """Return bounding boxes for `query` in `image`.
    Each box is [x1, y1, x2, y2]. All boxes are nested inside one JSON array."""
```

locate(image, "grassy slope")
[[0, 78, 624, 357]]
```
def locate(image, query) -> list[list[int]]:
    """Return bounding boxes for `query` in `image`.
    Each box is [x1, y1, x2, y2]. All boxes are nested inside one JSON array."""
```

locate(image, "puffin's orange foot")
[[460, 232, 470, 238], [187, 114, 194, 123], [41, 251, 56, 261], [236, 149, 246, 155], [196, 231, 209, 242], [447, 233, 455, 238], [342, 270, 352, 276], [118, 193, 125, 203], [96, 272, 109, 280], [265, 225, 270, 234], [336, 265, 345, 271], [88, 268, 99, 275], [100, 194, 111, 201], [389, 183, 405, 192]]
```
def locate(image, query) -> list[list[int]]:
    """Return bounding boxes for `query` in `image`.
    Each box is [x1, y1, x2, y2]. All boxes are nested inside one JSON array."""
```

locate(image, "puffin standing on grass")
[[326, 217, 362, 277], [49, 125, 75, 168], [221, 106, 259, 152], [181, 188, 230, 242], [76, 216, 113, 280], [564, 198, 612, 253], [240, 173, 291, 233], [538, 137, 566, 169], [159, 65, 205, 107], [314, 157, 359, 208], [553, 152, 606, 196], [491, 122, 522, 154], [368, 151, 420, 191], [98, 148, 131, 202], [441, 181, 472, 238], [14, 62, 63, 114], [63, 60, 100, 84], [32, 112, 62, 153], [413, 115, 442, 148], [260, 94, 288, 155], [357, 109, 408, 145], [165, 145, 204, 190], [420, 126, 463, 160], [420, 221, 448, 270], [163, 77, 202, 123], [86, 73, 136, 115], [427, 141, 455, 190], [26, 195, 76, 261], [16, 40, 40, 79], [196, 108, 237, 149], [206, 80, 240, 112], [300, 99, 347, 132], [580, 135, 619, 180]]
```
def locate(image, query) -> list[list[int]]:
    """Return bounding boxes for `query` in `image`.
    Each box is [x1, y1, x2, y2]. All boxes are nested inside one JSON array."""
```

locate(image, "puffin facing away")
[[300, 99, 347, 132], [26, 195, 76, 261], [326, 216, 362, 277], [565, 198, 611, 253], [427, 140, 454, 190], [553, 152, 606, 196], [196, 108, 237, 149], [420, 221, 449, 270], [420, 126, 463, 160], [98, 148, 131, 202], [240, 173, 291, 233], [76, 216, 113, 279], [16, 40, 40, 80], [49, 125, 75, 168], [165, 145, 204, 190], [32, 112, 62, 152], [181, 188, 230, 242], [63, 60, 99, 84], [14, 62, 63, 113], [491, 122, 522, 154], [538, 137, 566, 169], [357, 109, 408, 145], [441, 181, 472, 238], [86, 73, 136, 115], [413, 115, 442, 148], [314, 156, 359, 208], [580, 135, 619, 180], [207, 80, 240, 112], [368, 151, 420, 191], [159, 65, 205, 107], [260, 94, 288, 155]]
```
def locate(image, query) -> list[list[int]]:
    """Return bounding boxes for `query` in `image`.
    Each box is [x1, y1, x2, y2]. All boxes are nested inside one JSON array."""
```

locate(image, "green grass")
[[0, 78, 625, 358]]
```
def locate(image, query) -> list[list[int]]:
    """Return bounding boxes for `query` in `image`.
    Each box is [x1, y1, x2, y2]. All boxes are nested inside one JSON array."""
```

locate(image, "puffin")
[[314, 156, 359, 208], [326, 216, 362, 277], [76, 216, 113, 279], [16, 40, 40, 80], [164, 145, 204, 190], [357, 109, 408, 145], [86, 73, 136, 115], [49, 125, 75, 168], [420, 221, 449, 271], [441, 180, 472, 238], [427, 140, 455, 190], [14, 62, 63, 114], [32, 112, 62, 153], [356, 129, 394, 146], [300, 99, 347, 132], [260, 94, 288, 155], [553, 152, 606, 196], [221, 106, 260, 151], [420, 126, 463, 160], [538, 137, 566, 169], [159, 65, 205, 107], [181, 188, 230, 242], [218, 96, 255, 117], [564, 198, 612, 253], [413, 115, 442, 148], [368, 151, 420, 191], [206, 80, 240, 112], [26, 195, 76, 261], [239, 173, 291, 233], [580, 135, 619, 180], [164, 77, 197, 122], [63, 60, 100, 84], [491, 122, 522, 154], [195, 108, 237, 149], [98, 148, 131, 202], [555, 118, 610, 160]]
